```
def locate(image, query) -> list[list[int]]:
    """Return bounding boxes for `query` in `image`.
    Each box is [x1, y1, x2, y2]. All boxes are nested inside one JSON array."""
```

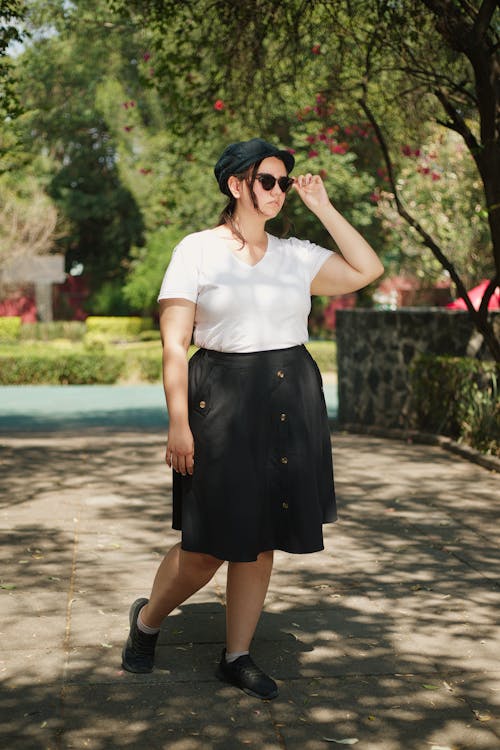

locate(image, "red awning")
[[446, 280, 500, 311]]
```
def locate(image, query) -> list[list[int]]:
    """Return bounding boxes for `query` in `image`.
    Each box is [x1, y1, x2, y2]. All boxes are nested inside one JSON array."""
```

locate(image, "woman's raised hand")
[[292, 173, 331, 213]]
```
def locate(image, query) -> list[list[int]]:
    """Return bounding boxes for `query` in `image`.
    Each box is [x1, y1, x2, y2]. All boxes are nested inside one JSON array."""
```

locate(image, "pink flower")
[[143, 52, 151, 62], [306, 134, 316, 144], [287, 148, 296, 154], [123, 126, 134, 132], [344, 126, 353, 136], [308, 149, 319, 158], [413, 148, 421, 157], [318, 133, 327, 141], [331, 144, 347, 155], [369, 192, 380, 203], [214, 99, 225, 111]]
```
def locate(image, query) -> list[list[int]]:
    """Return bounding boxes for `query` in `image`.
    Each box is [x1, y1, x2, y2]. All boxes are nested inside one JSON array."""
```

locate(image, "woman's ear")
[[227, 175, 242, 199]]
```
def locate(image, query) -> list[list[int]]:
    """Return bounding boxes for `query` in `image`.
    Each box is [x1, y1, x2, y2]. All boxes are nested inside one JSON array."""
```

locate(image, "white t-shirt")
[[157, 229, 332, 353]]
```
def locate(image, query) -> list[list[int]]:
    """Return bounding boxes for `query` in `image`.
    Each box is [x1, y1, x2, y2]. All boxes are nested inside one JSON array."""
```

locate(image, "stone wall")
[[336, 308, 499, 429]]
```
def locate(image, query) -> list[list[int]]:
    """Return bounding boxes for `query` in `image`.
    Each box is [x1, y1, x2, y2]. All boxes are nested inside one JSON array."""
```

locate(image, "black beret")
[[214, 137, 295, 196]]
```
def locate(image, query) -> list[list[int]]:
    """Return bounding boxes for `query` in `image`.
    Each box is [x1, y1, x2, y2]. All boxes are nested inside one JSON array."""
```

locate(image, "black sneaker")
[[216, 649, 278, 700], [121, 597, 159, 674]]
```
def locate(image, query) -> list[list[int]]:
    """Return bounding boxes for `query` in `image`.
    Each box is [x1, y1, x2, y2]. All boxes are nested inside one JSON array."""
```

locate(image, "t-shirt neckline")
[[229, 232, 273, 270]]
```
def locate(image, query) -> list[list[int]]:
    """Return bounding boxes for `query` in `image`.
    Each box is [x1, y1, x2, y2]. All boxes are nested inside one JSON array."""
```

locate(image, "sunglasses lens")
[[259, 174, 276, 191], [279, 177, 293, 192]]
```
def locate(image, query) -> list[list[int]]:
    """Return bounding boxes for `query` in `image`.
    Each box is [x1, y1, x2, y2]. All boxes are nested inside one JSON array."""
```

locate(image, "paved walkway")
[[0, 429, 498, 750]]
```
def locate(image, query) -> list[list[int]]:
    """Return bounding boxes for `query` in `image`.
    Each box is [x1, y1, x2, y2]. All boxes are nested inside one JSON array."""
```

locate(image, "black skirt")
[[172, 345, 336, 562]]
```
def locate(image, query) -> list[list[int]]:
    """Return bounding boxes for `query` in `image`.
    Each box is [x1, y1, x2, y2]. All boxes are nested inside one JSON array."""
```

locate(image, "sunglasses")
[[255, 173, 294, 193]]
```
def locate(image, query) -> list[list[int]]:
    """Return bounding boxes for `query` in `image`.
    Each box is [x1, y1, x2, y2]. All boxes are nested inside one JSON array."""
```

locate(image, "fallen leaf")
[[323, 739, 359, 745], [0, 584, 16, 590], [422, 684, 440, 690], [100, 642, 112, 649]]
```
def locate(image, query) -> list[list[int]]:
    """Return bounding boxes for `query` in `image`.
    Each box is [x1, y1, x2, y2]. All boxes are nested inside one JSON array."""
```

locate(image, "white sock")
[[137, 610, 160, 635], [225, 650, 249, 663]]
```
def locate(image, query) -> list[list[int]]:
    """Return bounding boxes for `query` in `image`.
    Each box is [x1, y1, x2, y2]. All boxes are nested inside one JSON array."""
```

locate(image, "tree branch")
[[434, 88, 481, 156], [358, 94, 478, 319]]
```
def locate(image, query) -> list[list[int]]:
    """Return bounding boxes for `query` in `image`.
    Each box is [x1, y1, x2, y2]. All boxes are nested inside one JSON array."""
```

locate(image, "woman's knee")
[[180, 549, 223, 576]]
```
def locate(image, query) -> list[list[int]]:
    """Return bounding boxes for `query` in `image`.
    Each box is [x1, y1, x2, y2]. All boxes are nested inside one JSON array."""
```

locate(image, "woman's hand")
[[166, 422, 195, 476], [292, 173, 331, 213]]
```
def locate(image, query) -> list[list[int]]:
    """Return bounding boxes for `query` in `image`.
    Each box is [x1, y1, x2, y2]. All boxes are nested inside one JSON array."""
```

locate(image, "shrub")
[[134, 351, 163, 382], [0, 316, 21, 343], [19, 321, 86, 341], [410, 354, 499, 456], [0, 351, 124, 385], [85, 316, 153, 341], [306, 340, 337, 372]]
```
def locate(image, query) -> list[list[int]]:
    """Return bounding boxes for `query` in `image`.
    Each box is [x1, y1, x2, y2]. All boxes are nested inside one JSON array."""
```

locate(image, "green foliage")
[[85, 316, 153, 340], [19, 321, 86, 341], [305, 341, 337, 372], [410, 354, 500, 456], [0, 316, 21, 342], [123, 225, 184, 313], [0, 0, 26, 118], [0, 350, 124, 384]]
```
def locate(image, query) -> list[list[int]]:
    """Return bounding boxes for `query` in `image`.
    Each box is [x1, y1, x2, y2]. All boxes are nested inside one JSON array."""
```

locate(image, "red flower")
[[311, 44, 321, 55], [344, 126, 353, 136], [319, 169, 328, 179], [402, 144, 412, 156], [331, 144, 347, 155], [306, 134, 316, 144], [431, 172, 441, 181], [287, 148, 296, 154], [214, 99, 225, 111], [139, 168, 152, 175], [123, 126, 134, 132], [369, 192, 380, 203], [143, 52, 151, 62], [318, 133, 327, 141], [308, 149, 319, 158]]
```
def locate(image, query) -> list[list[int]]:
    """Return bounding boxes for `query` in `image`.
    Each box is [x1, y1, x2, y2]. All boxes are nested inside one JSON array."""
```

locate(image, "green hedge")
[[306, 340, 337, 372], [410, 354, 499, 456], [19, 321, 86, 341], [0, 351, 124, 385], [85, 316, 153, 340], [0, 317, 22, 343]]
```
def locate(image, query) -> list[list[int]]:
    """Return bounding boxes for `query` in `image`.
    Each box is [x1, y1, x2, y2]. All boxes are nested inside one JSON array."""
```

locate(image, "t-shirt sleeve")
[[289, 237, 333, 281], [157, 237, 199, 303]]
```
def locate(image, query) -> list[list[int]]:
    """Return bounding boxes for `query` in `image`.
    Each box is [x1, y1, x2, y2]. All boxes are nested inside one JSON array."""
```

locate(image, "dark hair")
[[217, 161, 262, 247]]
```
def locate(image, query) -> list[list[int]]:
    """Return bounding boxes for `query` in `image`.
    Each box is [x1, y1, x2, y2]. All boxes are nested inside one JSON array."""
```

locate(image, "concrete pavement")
[[0, 429, 499, 750]]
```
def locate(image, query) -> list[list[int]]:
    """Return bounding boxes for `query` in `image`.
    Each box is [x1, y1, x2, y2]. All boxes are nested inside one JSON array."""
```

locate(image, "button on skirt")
[[172, 345, 336, 562]]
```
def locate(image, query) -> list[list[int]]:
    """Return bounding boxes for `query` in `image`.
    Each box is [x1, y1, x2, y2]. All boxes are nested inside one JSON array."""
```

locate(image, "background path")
[[0, 430, 498, 749]]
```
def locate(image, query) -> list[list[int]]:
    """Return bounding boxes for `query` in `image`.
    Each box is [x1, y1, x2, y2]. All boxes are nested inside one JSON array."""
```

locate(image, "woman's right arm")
[[159, 298, 196, 476]]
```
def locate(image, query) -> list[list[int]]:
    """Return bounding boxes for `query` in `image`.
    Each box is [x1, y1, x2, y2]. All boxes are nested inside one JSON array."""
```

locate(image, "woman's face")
[[243, 156, 290, 218]]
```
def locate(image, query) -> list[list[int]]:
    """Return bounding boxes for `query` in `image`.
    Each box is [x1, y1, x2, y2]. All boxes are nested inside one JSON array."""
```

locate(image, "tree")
[[12, 0, 145, 308], [0, 176, 58, 294], [114, 0, 500, 359], [0, 0, 26, 118]]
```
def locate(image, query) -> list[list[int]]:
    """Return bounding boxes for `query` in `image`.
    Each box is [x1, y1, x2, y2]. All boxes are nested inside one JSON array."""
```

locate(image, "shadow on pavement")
[[0, 432, 498, 749]]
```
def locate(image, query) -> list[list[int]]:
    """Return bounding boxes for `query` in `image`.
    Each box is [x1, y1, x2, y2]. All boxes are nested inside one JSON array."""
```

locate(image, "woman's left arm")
[[293, 173, 384, 296]]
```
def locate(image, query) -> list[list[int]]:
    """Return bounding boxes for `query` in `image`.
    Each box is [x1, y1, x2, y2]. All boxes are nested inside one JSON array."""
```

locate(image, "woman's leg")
[[216, 550, 277, 700], [225, 550, 274, 652], [122, 543, 223, 673], [141, 542, 224, 627]]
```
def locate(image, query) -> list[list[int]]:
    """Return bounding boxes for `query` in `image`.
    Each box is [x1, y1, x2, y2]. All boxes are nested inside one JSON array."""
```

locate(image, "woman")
[[122, 137, 383, 700]]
